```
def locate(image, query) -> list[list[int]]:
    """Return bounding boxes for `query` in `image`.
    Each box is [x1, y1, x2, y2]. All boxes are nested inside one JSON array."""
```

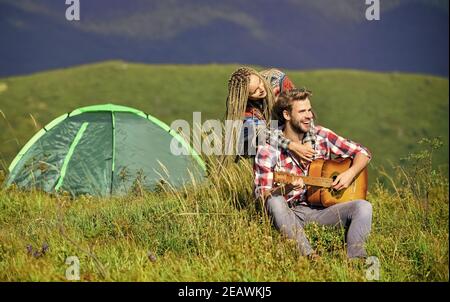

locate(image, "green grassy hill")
[[0, 61, 448, 182], [0, 61, 448, 281]]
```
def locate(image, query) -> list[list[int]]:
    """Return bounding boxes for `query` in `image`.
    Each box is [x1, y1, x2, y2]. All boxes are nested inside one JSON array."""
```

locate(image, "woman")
[[223, 66, 315, 164]]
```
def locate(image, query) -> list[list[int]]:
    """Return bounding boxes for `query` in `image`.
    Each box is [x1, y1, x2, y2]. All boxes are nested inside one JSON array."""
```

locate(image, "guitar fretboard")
[[274, 172, 334, 188]]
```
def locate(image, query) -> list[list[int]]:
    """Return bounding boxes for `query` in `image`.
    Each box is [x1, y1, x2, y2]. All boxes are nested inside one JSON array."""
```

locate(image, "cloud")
[[2, 0, 265, 41], [73, 4, 265, 41]]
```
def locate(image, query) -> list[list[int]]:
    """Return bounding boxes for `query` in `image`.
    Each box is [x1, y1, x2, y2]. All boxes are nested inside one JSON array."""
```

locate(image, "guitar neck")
[[274, 172, 334, 188]]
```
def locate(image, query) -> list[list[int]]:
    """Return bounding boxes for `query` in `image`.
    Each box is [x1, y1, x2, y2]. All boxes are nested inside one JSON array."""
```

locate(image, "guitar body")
[[307, 158, 368, 207]]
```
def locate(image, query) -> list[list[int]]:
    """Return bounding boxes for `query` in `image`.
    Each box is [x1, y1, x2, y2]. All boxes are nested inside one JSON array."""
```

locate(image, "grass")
[[0, 146, 448, 281]]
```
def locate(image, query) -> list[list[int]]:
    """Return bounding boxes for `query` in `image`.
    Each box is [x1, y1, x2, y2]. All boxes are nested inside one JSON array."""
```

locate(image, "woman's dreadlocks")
[[219, 67, 276, 168], [225, 67, 276, 123]]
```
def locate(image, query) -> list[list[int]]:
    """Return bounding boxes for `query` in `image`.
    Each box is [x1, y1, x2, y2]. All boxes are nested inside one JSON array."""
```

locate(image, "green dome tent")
[[5, 104, 206, 196]]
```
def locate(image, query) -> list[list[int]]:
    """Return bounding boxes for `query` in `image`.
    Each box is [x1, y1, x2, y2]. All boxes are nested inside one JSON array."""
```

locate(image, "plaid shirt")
[[254, 125, 372, 204]]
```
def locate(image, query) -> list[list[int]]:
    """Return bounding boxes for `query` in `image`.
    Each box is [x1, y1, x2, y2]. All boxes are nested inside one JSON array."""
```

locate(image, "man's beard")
[[291, 119, 308, 135]]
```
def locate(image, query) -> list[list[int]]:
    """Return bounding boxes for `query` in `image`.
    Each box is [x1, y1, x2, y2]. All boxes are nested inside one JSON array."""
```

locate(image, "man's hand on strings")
[[332, 169, 356, 191]]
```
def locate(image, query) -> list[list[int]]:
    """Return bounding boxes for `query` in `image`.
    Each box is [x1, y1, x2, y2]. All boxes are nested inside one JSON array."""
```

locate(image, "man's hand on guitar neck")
[[291, 177, 305, 189], [332, 153, 370, 191], [260, 176, 305, 202]]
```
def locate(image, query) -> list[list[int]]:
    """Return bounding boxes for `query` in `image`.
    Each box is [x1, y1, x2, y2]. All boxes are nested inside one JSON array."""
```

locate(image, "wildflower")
[[147, 252, 157, 262], [41, 242, 49, 254], [26, 244, 33, 255]]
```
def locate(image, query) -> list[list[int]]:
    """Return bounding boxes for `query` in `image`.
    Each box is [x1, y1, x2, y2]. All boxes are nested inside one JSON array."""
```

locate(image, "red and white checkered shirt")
[[254, 125, 372, 204]]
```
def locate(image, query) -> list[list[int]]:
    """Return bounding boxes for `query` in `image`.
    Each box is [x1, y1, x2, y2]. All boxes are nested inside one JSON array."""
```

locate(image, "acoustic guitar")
[[273, 158, 368, 207]]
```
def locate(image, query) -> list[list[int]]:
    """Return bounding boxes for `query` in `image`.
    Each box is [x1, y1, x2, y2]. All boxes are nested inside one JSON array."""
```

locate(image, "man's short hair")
[[273, 88, 313, 124]]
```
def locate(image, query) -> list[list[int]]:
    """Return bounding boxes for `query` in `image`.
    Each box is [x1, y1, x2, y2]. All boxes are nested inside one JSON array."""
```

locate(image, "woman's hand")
[[288, 141, 315, 163]]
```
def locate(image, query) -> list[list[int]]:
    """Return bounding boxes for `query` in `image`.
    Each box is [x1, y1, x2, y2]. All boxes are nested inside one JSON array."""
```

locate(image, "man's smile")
[[302, 120, 311, 126]]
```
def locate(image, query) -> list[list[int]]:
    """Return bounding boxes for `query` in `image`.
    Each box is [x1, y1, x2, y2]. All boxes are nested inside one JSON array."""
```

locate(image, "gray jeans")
[[265, 196, 372, 258]]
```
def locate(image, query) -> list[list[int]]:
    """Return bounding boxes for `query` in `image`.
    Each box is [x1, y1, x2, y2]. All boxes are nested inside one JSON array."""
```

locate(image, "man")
[[254, 89, 373, 259]]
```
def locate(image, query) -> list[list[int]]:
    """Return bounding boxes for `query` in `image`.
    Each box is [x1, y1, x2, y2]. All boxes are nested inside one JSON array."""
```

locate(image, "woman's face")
[[248, 74, 267, 100]]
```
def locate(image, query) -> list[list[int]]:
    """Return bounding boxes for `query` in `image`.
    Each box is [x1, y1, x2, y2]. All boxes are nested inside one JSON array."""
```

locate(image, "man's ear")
[[283, 110, 290, 121]]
